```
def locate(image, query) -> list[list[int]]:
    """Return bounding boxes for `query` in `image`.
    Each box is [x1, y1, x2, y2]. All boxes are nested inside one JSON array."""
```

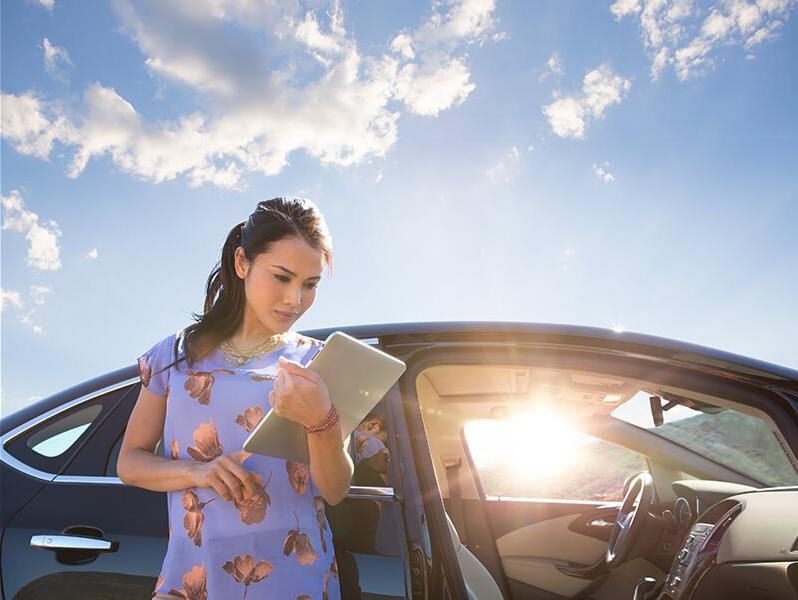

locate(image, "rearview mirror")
[[649, 396, 664, 427]]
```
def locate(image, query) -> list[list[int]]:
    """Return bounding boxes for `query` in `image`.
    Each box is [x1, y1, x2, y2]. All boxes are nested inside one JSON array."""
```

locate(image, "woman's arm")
[[271, 357, 354, 505], [117, 386, 259, 503], [307, 421, 354, 505]]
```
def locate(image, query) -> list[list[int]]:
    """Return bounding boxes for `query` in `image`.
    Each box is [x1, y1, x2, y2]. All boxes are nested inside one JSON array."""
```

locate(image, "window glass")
[[351, 403, 391, 488], [27, 404, 103, 458], [464, 411, 647, 501], [327, 400, 406, 599], [612, 390, 798, 486]]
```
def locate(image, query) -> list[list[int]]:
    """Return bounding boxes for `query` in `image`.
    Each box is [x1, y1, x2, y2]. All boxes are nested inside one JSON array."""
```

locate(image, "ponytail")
[[181, 222, 246, 366]]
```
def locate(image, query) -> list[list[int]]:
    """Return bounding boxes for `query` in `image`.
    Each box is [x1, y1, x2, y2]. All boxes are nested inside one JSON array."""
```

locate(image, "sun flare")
[[465, 410, 587, 480]]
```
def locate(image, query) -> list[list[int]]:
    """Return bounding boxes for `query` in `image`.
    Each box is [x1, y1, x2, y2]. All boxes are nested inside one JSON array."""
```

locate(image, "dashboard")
[[659, 483, 798, 600]]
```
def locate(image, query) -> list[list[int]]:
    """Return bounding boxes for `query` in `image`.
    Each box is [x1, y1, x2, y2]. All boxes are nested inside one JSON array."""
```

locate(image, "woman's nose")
[[284, 286, 301, 307]]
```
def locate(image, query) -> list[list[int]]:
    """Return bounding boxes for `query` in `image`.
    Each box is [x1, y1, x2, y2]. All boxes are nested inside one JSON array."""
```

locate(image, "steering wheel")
[[606, 472, 655, 567]]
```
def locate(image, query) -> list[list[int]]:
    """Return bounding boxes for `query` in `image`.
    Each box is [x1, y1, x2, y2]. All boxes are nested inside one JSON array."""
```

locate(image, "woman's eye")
[[304, 282, 319, 290], [274, 274, 290, 283]]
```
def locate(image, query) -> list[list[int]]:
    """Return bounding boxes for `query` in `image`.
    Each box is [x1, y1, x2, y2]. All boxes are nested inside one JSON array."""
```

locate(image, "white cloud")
[[611, 0, 642, 19], [0, 92, 76, 158], [413, 0, 497, 46], [613, 0, 797, 81], [593, 162, 616, 183], [1, 289, 23, 311], [42, 38, 74, 81], [393, 0, 498, 116], [396, 56, 475, 116], [295, 4, 345, 63], [539, 52, 564, 81], [559, 247, 579, 271], [30, 284, 53, 305], [19, 309, 44, 333], [2, 0, 499, 188], [543, 65, 631, 139], [84, 248, 99, 259], [1, 190, 63, 271], [390, 33, 415, 59], [485, 145, 522, 183], [547, 52, 564, 75], [35, 0, 55, 10]]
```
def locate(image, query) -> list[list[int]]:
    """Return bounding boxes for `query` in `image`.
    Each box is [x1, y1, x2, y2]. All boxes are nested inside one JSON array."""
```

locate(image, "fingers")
[[199, 455, 258, 503], [278, 356, 320, 383], [268, 390, 276, 409], [220, 454, 259, 498], [214, 461, 247, 503], [230, 449, 253, 464], [206, 470, 235, 502]]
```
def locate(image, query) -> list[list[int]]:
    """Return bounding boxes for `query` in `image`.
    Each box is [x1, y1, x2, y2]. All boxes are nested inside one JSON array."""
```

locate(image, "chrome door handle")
[[588, 518, 615, 528], [30, 534, 118, 552]]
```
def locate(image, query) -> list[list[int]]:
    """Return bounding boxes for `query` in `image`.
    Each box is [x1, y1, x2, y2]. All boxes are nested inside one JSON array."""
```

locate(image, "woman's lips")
[[275, 310, 297, 320]]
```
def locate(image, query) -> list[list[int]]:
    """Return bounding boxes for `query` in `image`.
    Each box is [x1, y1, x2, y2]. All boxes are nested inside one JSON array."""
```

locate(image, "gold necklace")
[[220, 334, 285, 367]]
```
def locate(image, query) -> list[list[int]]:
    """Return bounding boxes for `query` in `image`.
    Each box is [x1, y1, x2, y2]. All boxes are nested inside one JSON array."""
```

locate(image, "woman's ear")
[[234, 247, 248, 279]]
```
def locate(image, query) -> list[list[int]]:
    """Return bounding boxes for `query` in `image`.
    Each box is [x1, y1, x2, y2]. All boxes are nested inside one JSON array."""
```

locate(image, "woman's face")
[[234, 235, 324, 336]]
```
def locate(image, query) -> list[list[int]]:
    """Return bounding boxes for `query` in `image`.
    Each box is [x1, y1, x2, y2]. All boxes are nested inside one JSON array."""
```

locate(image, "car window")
[[463, 414, 648, 501], [329, 398, 407, 599], [4, 384, 133, 476], [351, 402, 392, 488], [612, 390, 798, 487], [27, 404, 103, 458]]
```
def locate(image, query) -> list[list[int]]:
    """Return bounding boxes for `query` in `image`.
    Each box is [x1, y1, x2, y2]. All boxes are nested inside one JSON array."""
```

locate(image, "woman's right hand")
[[191, 450, 258, 503]]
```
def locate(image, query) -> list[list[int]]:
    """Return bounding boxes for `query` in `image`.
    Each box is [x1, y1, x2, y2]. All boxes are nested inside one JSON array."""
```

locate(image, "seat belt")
[[443, 456, 467, 547]]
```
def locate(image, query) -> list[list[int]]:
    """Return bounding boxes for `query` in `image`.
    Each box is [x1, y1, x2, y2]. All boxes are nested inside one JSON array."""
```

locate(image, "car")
[[2, 322, 798, 600]]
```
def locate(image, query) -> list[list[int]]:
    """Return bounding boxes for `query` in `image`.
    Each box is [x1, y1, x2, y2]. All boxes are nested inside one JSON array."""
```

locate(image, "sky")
[[2, 0, 797, 416]]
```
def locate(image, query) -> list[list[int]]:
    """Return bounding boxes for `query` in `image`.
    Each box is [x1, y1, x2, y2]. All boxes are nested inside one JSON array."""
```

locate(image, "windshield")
[[612, 391, 798, 487]]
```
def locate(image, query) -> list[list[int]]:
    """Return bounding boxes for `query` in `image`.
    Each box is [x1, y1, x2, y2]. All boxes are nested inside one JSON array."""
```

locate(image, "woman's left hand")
[[269, 356, 332, 429]]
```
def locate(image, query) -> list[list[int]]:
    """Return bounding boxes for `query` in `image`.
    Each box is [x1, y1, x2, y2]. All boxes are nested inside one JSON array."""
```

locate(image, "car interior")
[[414, 361, 798, 600]]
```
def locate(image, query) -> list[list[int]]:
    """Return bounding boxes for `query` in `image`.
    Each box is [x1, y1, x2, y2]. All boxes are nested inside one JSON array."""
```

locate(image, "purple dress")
[[137, 331, 340, 600]]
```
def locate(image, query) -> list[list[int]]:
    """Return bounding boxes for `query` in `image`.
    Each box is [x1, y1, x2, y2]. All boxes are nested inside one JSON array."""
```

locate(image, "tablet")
[[242, 331, 406, 463]]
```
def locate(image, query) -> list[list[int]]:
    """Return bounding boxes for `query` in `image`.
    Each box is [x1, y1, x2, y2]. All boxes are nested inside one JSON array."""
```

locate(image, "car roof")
[[4, 321, 796, 433], [304, 321, 798, 385]]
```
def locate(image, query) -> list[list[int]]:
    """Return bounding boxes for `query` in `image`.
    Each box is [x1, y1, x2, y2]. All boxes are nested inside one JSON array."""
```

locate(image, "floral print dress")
[[138, 332, 340, 600]]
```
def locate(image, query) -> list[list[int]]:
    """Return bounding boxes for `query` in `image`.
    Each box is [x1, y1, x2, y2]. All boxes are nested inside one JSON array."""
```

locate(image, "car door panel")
[[2, 480, 166, 599], [485, 502, 607, 597]]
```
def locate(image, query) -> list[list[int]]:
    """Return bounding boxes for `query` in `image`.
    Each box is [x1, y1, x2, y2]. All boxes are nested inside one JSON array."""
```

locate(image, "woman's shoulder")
[[138, 329, 187, 395], [143, 329, 187, 358]]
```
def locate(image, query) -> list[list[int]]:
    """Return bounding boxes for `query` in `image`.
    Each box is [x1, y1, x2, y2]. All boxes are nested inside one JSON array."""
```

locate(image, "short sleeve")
[[137, 333, 177, 397]]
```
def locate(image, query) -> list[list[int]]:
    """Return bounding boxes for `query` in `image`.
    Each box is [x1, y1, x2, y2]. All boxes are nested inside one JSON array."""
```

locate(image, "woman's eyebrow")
[[272, 264, 296, 276], [272, 264, 322, 280]]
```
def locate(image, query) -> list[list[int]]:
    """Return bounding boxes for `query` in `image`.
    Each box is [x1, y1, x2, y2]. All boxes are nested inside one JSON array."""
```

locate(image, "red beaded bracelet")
[[303, 404, 340, 434]]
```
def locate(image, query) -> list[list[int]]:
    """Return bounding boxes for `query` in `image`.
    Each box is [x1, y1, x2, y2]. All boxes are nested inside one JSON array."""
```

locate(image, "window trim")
[[0, 378, 139, 482]]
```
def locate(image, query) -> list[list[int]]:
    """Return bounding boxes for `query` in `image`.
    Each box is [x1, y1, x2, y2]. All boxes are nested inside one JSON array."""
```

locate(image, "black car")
[[2, 322, 798, 600]]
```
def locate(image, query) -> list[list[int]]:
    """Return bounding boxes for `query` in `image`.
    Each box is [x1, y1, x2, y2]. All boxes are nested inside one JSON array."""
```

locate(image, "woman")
[[118, 198, 351, 600]]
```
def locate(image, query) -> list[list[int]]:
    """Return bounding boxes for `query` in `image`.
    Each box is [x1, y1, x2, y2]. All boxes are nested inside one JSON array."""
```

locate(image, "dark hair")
[[173, 197, 333, 367]]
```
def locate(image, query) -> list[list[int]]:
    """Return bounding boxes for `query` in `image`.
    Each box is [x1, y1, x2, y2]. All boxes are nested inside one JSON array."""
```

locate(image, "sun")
[[465, 409, 587, 481]]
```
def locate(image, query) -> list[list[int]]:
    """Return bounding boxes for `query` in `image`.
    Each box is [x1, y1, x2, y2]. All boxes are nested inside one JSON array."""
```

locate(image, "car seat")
[[445, 512, 504, 600]]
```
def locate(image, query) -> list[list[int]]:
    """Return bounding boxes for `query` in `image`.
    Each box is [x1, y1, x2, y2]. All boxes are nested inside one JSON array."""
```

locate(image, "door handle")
[[30, 534, 118, 553], [588, 518, 614, 528]]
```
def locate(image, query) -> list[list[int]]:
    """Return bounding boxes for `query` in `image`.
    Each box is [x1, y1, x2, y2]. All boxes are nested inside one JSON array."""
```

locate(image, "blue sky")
[[2, 0, 797, 415]]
